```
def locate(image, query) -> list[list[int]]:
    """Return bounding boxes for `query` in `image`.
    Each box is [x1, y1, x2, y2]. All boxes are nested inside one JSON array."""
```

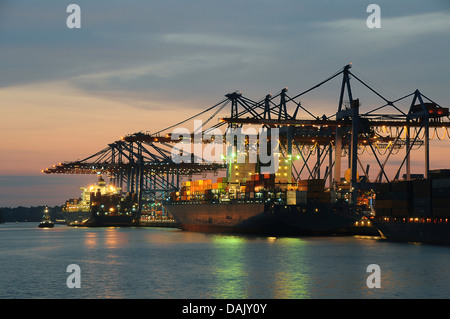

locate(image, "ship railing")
[[170, 198, 266, 205], [372, 216, 449, 223]]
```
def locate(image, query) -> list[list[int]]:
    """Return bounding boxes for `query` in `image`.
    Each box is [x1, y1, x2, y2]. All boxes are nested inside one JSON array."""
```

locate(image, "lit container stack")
[[229, 161, 256, 184], [275, 156, 293, 185], [244, 173, 275, 199], [174, 178, 228, 201], [212, 177, 227, 194]]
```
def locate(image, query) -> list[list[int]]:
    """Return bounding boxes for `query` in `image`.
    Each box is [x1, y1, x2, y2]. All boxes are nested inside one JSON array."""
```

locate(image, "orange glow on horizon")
[[0, 82, 201, 175]]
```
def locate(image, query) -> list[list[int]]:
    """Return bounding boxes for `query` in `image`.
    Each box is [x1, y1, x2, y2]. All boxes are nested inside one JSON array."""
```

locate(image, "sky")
[[1, 0, 450, 206]]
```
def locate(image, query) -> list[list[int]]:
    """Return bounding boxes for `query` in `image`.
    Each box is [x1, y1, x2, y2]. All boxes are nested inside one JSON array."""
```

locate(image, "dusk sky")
[[1, 0, 450, 207]]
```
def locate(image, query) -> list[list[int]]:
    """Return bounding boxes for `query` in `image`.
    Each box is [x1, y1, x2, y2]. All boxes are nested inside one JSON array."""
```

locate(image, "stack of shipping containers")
[[374, 170, 450, 219]]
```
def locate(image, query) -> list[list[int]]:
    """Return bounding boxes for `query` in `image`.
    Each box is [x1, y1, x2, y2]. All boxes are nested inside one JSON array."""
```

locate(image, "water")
[[1, 223, 449, 299]]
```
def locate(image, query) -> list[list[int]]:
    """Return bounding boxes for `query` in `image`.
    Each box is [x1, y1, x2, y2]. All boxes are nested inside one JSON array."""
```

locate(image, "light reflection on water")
[[1, 223, 450, 299]]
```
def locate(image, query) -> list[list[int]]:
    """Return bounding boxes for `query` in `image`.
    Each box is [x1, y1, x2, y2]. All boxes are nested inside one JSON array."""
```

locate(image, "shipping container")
[[413, 197, 431, 207], [432, 178, 450, 189], [287, 190, 296, 205], [296, 191, 307, 204], [432, 198, 450, 208], [374, 199, 393, 210], [433, 187, 450, 198], [413, 179, 432, 197], [433, 207, 450, 217], [392, 208, 409, 217], [413, 207, 431, 217]]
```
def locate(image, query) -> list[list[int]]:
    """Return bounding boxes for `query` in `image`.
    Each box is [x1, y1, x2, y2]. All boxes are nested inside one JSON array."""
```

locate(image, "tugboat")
[[38, 206, 54, 228]]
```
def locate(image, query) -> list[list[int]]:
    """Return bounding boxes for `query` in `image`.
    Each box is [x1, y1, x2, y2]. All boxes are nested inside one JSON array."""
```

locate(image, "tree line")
[[0, 206, 63, 223]]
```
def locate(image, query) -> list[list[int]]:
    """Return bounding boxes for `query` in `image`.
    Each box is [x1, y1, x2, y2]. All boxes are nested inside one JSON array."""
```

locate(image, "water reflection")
[[80, 228, 129, 298], [211, 236, 248, 298], [210, 236, 313, 298], [271, 238, 311, 298], [104, 228, 122, 249], [84, 232, 98, 248], [4, 224, 445, 298], [83, 228, 129, 249]]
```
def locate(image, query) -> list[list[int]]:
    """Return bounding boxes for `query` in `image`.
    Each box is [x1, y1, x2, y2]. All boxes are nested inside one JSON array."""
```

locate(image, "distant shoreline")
[[0, 206, 63, 223]]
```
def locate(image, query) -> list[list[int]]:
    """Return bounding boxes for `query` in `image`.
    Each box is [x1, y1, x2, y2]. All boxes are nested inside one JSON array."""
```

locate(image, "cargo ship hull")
[[371, 218, 450, 245], [79, 213, 137, 227], [372, 171, 450, 245], [63, 211, 91, 226], [63, 211, 137, 227], [164, 202, 362, 236]]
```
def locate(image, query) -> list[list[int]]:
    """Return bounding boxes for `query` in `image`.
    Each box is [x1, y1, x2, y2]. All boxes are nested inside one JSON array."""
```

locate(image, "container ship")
[[164, 155, 365, 236], [62, 177, 139, 227], [370, 169, 450, 244]]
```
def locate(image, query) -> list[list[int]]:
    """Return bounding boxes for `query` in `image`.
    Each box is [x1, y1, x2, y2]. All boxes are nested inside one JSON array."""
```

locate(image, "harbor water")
[[1, 223, 449, 299]]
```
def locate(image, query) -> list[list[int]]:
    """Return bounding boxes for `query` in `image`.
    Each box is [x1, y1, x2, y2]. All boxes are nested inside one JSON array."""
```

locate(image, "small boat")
[[38, 220, 54, 228], [38, 206, 54, 228]]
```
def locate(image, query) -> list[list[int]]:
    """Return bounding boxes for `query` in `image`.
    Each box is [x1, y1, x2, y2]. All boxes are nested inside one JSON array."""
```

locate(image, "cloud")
[[67, 31, 276, 105], [161, 32, 270, 50], [313, 11, 450, 52], [72, 53, 243, 83]]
